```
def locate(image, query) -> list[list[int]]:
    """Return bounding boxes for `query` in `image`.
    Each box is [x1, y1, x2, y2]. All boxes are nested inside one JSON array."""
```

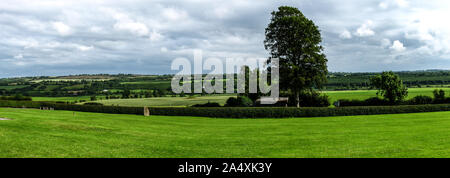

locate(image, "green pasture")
[[33, 96, 104, 102], [29, 87, 450, 107], [0, 85, 29, 90], [324, 87, 450, 104], [1, 108, 450, 158], [90, 95, 233, 107]]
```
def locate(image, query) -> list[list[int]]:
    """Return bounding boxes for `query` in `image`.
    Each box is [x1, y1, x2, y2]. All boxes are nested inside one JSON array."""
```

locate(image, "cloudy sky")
[[1, 0, 450, 77]]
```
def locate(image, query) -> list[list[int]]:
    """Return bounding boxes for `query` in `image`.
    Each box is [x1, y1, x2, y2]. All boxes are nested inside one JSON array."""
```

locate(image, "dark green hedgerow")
[[148, 105, 450, 118], [0, 100, 144, 115], [1, 100, 450, 118]]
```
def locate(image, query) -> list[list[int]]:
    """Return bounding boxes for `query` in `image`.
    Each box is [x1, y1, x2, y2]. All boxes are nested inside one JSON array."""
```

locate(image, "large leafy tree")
[[370, 71, 408, 104], [264, 6, 328, 107]]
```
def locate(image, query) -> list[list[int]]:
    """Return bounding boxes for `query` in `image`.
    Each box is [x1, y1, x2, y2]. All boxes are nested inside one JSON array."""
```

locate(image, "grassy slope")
[[1, 108, 450, 158], [325, 88, 450, 104]]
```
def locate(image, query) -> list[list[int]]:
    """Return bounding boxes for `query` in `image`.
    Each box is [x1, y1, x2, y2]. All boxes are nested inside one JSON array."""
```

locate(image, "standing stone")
[[144, 107, 150, 117]]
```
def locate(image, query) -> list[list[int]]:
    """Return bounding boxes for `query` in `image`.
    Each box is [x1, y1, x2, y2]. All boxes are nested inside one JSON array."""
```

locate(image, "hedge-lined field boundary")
[[1, 100, 450, 118]]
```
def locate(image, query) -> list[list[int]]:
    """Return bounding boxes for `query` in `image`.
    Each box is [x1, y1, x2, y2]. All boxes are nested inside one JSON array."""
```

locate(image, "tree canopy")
[[264, 6, 328, 107], [370, 71, 408, 104]]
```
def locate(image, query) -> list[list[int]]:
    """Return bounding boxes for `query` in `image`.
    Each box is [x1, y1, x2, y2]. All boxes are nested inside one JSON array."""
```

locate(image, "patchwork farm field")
[[1, 108, 450, 158]]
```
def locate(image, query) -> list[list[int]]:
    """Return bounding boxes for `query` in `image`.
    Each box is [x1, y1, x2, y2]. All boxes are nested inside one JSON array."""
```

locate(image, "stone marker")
[[144, 107, 150, 117]]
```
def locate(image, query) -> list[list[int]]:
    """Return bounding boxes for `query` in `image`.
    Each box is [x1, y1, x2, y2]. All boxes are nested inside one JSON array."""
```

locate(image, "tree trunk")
[[296, 92, 300, 108]]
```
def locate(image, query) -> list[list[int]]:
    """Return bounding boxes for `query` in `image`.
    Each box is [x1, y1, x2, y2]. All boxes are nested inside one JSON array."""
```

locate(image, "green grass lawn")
[[1, 108, 450, 158], [90, 95, 233, 107], [325, 87, 450, 104]]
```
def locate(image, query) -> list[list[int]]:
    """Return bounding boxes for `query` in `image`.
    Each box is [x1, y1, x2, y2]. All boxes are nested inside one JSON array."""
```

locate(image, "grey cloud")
[[0, 0, 449, 77]]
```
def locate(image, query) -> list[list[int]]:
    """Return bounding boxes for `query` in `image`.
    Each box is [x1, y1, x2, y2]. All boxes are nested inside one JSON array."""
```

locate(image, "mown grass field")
[[325, 87, 450, 104], [89, 95, 233, 107], [1, 108, 450, 158], [72, 87, 450, 107]]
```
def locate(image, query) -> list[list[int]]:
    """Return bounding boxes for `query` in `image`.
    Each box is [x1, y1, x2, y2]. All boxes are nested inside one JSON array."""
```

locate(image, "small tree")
[[122, 89, 131, 99], [370, 71, 408, 104], [433, 89, 446, 103], [240, 66, 261, 103]]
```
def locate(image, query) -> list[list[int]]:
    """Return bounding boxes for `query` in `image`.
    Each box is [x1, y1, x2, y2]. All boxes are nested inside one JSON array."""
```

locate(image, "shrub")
[[0, 100, 43, 108], [433, 89, 446, 104], [299, 93, 330, 107], [285, 92, 330, 107], [337, 99, 365, 107], [191, 102, 221, 107], [238, 96, 254, 107], [0, 94, 32, 101], [445, 97, 450, 104], [225, 96, 253, 107], [408, 95, 433, 105], [83, 102, 104, 106], [225, 97, 238, 107], [364, 97, 389, 106], [337, 97, 388, 107]]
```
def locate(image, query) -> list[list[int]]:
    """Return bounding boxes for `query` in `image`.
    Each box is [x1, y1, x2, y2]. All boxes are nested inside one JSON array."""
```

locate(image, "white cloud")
[[20, 19, 48, 32], [339, 30, 352, 39], [14, 54, 23, 59], [395, 0, 409, 7], [52, 22, 72, 36], [114, 21, 149, 37], [379, 2, 388, 9], [160, 47, 168, 52], [103, 8, 150, 37], [77, 45, 94, 51], [381, 38, 391, 48], [89, 26, 103, 33], [403, 7, 450, 55], [162, 8, 188, 21], [149, 30, 164, 41], [212, 7, 233, 19], [379, 0, 408, 9], [355, 20, 375, 37], [391, 40, 406, 52]]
